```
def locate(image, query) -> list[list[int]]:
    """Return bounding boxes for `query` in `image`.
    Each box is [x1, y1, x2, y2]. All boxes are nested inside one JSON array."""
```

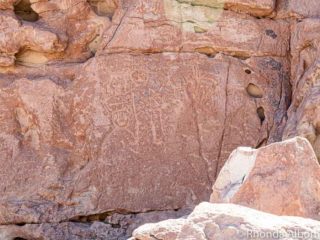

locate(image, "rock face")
[[0, 209, 190, 240], [131, 202, 320, 240], [283, 17, 320, 160], [0, 0, 290, 225], [0, 52, 289, 224], [276, 0, 320, 18], [210, 137, 320, 220], [101, 1, 289, 57], [0, 0, 319, 239], [0, 1, 109, 67]]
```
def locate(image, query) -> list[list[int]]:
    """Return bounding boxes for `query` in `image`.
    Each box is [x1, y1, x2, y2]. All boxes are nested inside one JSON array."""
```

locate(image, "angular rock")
[[131, 202, 320, 240], [211, 137, 320, 220]]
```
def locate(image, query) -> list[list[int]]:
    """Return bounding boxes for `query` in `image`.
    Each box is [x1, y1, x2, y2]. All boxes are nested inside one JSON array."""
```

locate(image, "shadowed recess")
[[246, 83, 263, 98], [14, 0, 39, 22], [87, 0, 117, 18], [257, 107, 265, 124]]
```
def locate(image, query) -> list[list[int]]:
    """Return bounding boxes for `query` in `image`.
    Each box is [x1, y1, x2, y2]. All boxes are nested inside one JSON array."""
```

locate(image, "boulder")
[[211, 137, 320, 220], [132, 202, 320, 240]]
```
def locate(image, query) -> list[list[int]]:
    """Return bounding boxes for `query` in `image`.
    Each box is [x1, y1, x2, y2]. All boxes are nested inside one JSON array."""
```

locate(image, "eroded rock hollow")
[[0, 0, 320, 239]]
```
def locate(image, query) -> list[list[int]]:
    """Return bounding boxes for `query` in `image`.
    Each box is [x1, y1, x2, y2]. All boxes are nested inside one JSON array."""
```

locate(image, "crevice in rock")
[[14, 0, 39, 22], [257, 107, 266, 125], [150, 234, 162, 240], [16, 223, 26, 226], [70, 211, 112, 223], [102, 8, 128, 50], [255, 138, 267, 148], [183, 73, 212, 185], [215, 60, 231, 179], [266, 30, 292, 143]]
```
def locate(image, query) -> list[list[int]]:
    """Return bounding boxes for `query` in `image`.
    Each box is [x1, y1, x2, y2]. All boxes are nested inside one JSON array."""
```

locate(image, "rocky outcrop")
[[283, 17, 320, 160], [100, 0, 289, 57], [0, 0, 320, 239], [210, 137, 320, 220], [0, 52, 289, 225], [0, 0, 110, 67], [0, 0, 292, 227], [131, 202, 320, 240]]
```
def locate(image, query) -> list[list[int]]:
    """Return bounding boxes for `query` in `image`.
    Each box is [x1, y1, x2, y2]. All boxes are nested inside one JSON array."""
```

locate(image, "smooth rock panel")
[[0, 53, 288, 224], [100, 0, 289, 57]]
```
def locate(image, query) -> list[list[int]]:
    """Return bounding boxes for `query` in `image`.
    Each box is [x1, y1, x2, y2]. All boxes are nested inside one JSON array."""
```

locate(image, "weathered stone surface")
[[0, 0, 308, 239], [0, 53, 289, 224], [131, 202, 320, 240], [0, 0, 110, 67], [210, 137, 320, 220], [283, 18, 320, 158], [163, 0, 276, 17], [284, 88, 320, 159], [0, 11, 65, 67], [100, 0, 289, 57], [276, 0, 320, 18], [0, 209, 189, 240], [0, 0, 16, 10]]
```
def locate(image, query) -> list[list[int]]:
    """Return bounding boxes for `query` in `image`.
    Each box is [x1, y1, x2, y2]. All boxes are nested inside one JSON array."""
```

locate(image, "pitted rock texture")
[[210, 137, 320, 220], [0, 0, 318, 239], [131, 202, 320, 240]]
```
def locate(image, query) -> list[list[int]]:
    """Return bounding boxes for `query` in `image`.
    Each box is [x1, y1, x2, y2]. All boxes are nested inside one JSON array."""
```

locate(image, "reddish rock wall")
[[0, 0, 318, 239]]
